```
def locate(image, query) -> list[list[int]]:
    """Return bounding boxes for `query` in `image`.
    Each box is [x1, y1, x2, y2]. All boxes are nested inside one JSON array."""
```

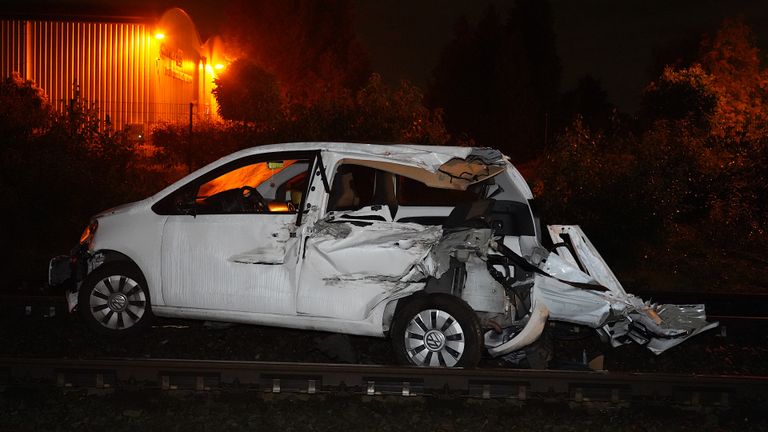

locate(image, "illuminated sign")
[[159, 43, 183, 67]]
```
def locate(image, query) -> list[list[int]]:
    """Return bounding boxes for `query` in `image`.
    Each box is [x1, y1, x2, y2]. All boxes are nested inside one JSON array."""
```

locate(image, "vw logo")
[[108, 293, 128, 312], [424, 330, 446, 351]]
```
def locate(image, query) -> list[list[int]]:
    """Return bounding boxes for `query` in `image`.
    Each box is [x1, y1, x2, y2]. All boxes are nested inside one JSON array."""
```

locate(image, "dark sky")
[[354, 0, 768, 112], [3, 0, 768, 112]]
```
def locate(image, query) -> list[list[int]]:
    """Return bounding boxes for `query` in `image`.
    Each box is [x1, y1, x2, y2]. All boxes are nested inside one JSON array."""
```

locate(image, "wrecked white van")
[[49, 142, 717, 367]]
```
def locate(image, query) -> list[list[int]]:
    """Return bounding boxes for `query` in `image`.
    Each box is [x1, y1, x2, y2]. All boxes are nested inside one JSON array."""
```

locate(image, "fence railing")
[[52, 99, 215, 132]]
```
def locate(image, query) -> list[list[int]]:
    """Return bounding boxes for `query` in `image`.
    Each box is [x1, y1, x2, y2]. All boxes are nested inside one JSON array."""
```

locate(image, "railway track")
[[2, 291, 766, 407], [2, 357, 766, 408]]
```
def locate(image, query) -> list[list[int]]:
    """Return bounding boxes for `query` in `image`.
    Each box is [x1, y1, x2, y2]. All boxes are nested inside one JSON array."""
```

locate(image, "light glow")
[[268, 202, 291, 212], [197, 160, 297, 199], [154, 33, 165, 40], [215, 63, 224, 70]]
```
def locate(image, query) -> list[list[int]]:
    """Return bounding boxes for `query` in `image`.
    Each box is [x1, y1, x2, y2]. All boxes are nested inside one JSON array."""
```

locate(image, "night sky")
[[2, 0, 767, 112], [355, 0, 768, 112]]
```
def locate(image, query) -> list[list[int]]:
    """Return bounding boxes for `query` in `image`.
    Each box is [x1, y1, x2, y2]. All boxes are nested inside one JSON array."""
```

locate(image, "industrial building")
[[0, 7, 224, 135]]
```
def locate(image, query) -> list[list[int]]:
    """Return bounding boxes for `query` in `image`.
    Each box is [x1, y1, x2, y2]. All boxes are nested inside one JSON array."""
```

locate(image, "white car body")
[[56, 142, 716, 365]]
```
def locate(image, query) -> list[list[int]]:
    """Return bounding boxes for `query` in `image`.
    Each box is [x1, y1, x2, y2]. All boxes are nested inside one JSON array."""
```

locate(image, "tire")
[[391, 294, 482, 367], [78, 262, 154, 337]]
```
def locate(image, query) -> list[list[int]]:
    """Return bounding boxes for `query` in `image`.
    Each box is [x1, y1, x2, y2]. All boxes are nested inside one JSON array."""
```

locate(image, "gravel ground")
[[1, 303, 767, 376], [1, 387, 766, 432], [2, 299, 767, 431]]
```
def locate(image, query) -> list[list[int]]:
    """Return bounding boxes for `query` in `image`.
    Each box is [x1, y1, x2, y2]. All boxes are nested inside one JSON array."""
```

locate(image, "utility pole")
[[188, 102, 194, 174]]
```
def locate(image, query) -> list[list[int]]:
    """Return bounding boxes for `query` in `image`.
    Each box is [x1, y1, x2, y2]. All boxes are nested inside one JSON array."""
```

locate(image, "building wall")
[[0, 8, 220, 133]]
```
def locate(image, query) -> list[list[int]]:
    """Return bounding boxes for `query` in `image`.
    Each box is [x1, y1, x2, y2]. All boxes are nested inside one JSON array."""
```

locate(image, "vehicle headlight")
[[79, 219, 99, 247]]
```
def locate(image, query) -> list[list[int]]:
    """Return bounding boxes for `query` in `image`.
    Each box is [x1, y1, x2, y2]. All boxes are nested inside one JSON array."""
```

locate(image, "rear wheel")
[[391, 294, 482, 367], [78, 263, 154, 336]]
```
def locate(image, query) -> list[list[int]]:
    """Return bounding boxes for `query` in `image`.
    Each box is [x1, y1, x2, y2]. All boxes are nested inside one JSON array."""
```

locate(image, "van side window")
[[327, 165, 377, 211], [397, 176, 483, 206]]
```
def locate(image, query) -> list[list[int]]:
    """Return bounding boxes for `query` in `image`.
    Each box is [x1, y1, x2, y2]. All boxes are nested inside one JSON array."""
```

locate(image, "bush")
[[0, 80, 160, 289], [535, 117, 655, 265]]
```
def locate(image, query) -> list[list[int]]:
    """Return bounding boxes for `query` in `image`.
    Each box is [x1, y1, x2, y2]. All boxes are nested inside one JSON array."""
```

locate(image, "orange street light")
[[154, 32, 165, 40]]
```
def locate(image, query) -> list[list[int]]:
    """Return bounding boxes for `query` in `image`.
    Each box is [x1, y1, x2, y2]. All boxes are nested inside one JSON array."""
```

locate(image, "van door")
[[159, 153, 315, 315]]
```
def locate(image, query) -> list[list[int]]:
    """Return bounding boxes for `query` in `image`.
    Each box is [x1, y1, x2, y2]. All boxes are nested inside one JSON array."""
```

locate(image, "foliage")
[[636, 120, 715, 228], [557, 75, 615, 134], [0, 73, 50, 141], [534, 117, 654, 262], [641, 65, 717, 127], [538, 18, 768, 270], [223, 0, 371, 104], [212, 59, 283, 125], [351, 75, 450, 145], [700, 19, 768, 142], [0, 79, 155, 287], [150, 121, 259, 173], [427, 1, 560, 162], [281, 74, 449, 145], [154, 74, 449, 175]]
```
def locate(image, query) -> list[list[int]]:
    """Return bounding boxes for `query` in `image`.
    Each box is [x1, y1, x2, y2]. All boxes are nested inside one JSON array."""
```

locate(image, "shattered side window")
[[397, 176, 483, 206], [327, 164, 377, 211]]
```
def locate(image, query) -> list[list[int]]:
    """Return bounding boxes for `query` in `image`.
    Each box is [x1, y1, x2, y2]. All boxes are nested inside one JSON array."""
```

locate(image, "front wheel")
[[78, 262, 154, 336], [391, 294, 482, 367]]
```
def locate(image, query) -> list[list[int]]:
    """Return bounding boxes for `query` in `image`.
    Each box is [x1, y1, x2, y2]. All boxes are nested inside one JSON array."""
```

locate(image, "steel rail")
[[2, 357, 766, 406]]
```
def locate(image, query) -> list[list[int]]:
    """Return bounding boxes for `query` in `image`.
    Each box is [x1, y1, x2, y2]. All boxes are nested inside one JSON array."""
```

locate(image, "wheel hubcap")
[[89, 275, 146, 330], [108, 293, 128, 312], [404, 309, 465, 367], [424, 330, 446, 351]]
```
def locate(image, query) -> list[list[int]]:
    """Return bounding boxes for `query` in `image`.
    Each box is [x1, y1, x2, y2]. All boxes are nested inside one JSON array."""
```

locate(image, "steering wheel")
[[240, 186, 267, 213]]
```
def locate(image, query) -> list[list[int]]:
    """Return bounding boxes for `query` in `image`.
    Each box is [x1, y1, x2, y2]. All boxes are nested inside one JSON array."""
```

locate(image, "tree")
[[558, 74, 614, 133], [354, 75, 450, 145], [427, 2, 560, 162], [641, 65, 717, 127], [0, 73, 50, 142], [281, 74, 450, 145], [535, 117, 653, 262], [1, 79, 155, 287], [213, 59, 283, 125], [223, 0, 371, 104], [699, 19, 768, 141], [508, 0, 561, 111]]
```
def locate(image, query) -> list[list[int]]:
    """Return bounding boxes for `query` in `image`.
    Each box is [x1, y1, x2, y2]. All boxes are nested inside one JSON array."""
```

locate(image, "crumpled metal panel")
[[484, 301, 549, 357], [601, 304, 720, 355], [547, 225, 627, 296], [483, 225, 717, 357], [461, 255, 506, 314], [426, 228, 493, 279], [532, 275, 619, 327], [296, 220, 441, 321], [645, 304, 719, 354], [535, 225, 717, 355], [305, 220, 441, 277]]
